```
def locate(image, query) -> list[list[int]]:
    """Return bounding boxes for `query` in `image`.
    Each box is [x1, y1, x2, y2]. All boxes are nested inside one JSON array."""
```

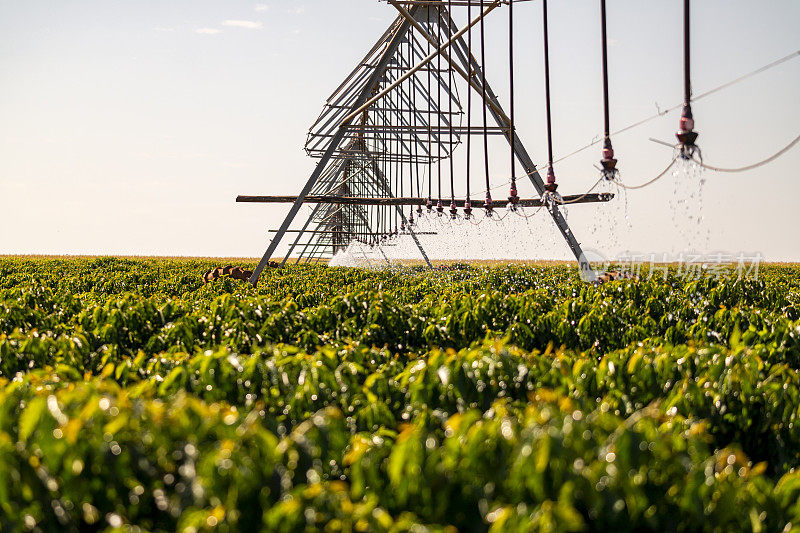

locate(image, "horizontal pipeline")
[[236, 193, 614, 208]]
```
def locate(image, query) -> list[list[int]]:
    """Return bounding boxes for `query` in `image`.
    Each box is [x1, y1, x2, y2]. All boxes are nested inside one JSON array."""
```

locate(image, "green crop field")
[[1, 257, 800, 532]]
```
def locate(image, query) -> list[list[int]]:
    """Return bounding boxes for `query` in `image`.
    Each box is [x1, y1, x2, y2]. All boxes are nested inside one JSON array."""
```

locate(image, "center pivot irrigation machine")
[[238, 0, 617, 285], [235, 0, 800, 286]]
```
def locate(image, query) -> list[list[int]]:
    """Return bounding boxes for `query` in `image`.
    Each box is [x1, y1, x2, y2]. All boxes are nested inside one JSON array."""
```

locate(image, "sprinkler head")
[[449, 200, 457, 219], [601, 138, 619, 181], [484, 194, 493, 214], [508, 181, 520, 207], [542, 190, 562, 209], [426, 198, 433, 212], [676, 104, 699, 159], [436, 199, 444, 215], [463, 200, 473, 219]]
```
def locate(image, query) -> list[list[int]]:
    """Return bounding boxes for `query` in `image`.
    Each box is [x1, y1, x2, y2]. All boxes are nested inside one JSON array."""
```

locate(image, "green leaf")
[[18, 396, 47, 441]]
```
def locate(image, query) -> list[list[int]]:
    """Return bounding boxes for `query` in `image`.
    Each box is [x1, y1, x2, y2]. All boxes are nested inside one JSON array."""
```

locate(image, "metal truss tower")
[[239, 2, 608, 284]]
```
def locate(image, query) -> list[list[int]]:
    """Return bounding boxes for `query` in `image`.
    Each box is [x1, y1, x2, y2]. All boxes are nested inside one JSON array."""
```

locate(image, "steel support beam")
[[249, 8, 422, 286], [386, 0, 510, 124], [342, 1, 501, 125]]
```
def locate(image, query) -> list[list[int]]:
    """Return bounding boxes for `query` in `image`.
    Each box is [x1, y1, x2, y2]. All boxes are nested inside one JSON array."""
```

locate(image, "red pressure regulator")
[[508, 180, 519, 205], [676, 104, 699, 158], [544, 166, 558, 193]]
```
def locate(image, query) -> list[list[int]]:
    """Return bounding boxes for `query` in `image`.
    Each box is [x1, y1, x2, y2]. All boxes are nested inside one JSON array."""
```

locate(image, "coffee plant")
[[1, 257, 799, 531]]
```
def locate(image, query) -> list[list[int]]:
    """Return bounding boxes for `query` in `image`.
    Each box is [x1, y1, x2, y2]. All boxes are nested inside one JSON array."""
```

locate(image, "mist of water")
[[328, 159, 711, 268], [670, 157, 709, 253]]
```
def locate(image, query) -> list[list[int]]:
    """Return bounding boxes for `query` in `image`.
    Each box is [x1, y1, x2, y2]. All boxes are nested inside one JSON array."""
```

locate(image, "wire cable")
[[492, 209, 510, 221], [554, 49, 800, 166], [692, 133, 800, 173], [558, 176, 605, 204], [480, 49, 800, 195], [513, 206, 545, 219], [616, 157, 678, 190]]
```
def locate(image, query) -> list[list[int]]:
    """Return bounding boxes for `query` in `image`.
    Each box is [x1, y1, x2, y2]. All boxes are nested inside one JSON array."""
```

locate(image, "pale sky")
[[1, 0, 798, 260]]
